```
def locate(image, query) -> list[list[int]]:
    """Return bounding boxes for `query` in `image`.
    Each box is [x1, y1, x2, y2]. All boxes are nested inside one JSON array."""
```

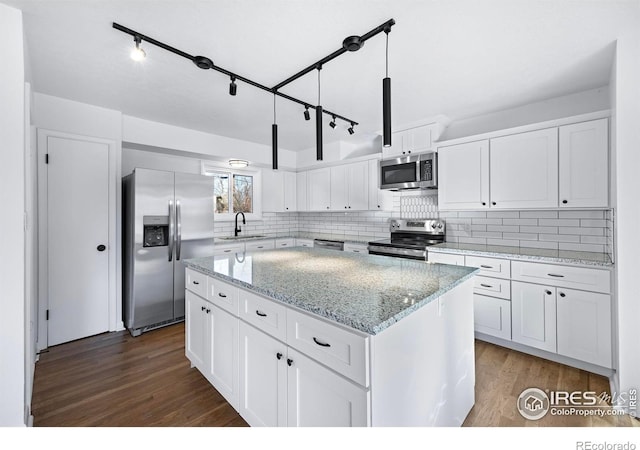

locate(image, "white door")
[[347, 161, 369, 210], [511, 281, 557, 352], [283, 171, 297, 212], [473, 294, 512, 340], [556, 288, 612, 368], [207, 303, 240, 410], [406, 125, 432, 153], [286, 348, 368, 427], [262, 170, 284, 212], [437, 140, 490, 210], [238, 321, 287, 427], [559, 119, 609, 208], [330, 165, 348, 210], [47, 136, 110, 346], [490, 128, 558, 209], [382, 130, 405, 158], [185, 291, 207, 371], [308, 168, 331, 211], [296, 171, 308, 211]]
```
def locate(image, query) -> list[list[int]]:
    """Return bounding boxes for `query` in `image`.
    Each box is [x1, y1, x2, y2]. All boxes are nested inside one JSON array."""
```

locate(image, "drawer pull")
[[547, 273, 565, 278], [205, 308, 210, 314], [218, 293, 227, 298], [480, 265, 494, 269], [276, 352, 283, 360], [224, 249, 231, 253], [201, 306, 206, 311], [480, 283, 493, 288], [545, 290, 552, 295], [353, 250, 360, 253], [192, 280, 200, 285], [559, 292, 566, 298], [256, 310, 267, 317], [287, 358, 293, 367], [257, 246, 264, 249], [313, 337, 331, 348]]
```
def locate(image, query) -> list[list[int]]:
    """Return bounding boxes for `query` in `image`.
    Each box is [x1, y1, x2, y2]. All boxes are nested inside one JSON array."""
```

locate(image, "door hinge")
[[46, 310, 49, 320], [45, 154, 49, 164]]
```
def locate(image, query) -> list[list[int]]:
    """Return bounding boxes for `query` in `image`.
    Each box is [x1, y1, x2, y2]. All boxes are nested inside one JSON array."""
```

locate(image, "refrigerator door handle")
[[176, 200, 182, 260], [168, 200, 174, 261]]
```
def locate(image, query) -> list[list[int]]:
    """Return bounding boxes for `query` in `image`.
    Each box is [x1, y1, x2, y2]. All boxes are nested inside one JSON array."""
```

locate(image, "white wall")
[[612, 30, 640, 414], [0, 3, 26, 426], [122, 147, 202, 176]]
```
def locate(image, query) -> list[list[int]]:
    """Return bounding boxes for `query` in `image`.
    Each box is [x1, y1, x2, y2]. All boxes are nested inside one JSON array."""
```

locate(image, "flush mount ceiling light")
[[228, 159, 248, 168], [113, 19, 395, 166]]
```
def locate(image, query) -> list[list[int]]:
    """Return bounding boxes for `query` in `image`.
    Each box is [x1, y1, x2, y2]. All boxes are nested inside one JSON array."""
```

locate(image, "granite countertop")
[[428, 242, 613, 268], [214, 233, 379, 245], [183, 248, 477, 335]]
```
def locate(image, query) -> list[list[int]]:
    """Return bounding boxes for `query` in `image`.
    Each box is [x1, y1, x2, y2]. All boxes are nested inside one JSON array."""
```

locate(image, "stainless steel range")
[[368, 219, 445, 260]]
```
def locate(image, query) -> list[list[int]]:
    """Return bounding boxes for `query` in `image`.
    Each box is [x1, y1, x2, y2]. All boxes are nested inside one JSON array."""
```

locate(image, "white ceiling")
[[7, 0, 638, 151]]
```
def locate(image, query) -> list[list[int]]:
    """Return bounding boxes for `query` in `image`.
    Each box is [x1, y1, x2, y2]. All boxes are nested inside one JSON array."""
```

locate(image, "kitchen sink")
[[218, 235, 267, 241]]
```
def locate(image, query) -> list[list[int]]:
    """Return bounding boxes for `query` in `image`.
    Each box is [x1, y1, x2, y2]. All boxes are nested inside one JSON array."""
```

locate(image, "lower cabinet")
[[238, 321, 368, 427], [473, 294, 511, 340], [186, 291, 239, 409], [511, 281, 557, 353]]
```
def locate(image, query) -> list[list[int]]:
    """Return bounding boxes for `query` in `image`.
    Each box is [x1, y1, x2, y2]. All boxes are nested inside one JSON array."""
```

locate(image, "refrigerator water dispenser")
[[143, 216, 169, 247]]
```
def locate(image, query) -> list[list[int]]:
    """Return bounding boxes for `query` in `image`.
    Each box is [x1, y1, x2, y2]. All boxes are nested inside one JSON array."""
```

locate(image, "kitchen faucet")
[[234, 212, 246, 237]]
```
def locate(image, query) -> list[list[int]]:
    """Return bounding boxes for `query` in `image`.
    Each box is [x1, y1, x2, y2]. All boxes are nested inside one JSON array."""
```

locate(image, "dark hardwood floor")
[[32, 323, 638, 427]]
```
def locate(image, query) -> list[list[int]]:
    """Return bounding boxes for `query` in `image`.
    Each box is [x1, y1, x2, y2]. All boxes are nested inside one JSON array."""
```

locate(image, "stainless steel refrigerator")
[[123, 168, 214, 336]]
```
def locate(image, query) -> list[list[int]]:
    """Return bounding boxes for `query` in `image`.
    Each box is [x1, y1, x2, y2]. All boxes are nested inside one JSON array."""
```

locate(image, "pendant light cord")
[[385, 32, 389, 78], [317, 67, 321, 104], [273, 92, 276, 123]]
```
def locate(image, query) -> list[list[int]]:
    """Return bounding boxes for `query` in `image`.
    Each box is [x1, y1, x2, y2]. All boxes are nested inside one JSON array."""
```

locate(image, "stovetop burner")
[[368, 219, 445, 260]]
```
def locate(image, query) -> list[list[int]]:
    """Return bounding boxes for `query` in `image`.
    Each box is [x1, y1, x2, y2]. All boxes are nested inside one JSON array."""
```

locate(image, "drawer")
[[207, 277, 239, 316], [295, 238, 314, 248], [474, 294, 511, 341], [239, 290, 287, 342], [511, 261, 611, 294], [473, 276, 511, 300], [286, 309, 369, 387], [245, 239, 275, 252], [185, 268, 207, 297], [427, 252, 465, 266], [275, 238, 295, 248], [465, 255, 511, 279], [343, 243, 368, 254], [213, 243, 244, 256]]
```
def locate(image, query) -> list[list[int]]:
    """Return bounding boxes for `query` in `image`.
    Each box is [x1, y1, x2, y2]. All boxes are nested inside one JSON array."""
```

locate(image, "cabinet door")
[[406, 125, 432, 153], [437, 140, 490, 210], [427, 252, 465, 265], [283, 171, 297, 211], [559, 119, 608, 208], [238, 322, 287, 427], [206, 303, 239, 410], [185, 291, 207, 371], [473, 294, 511, 340], [330, 165, 348, 210], [382, 130, 405, 158], [490, 128, 558, 209], [286, 348, 368, 427], [296, 171, 308, 211], [308, 168, 331, 211], [557, 288, 612, 368], [511, 281, 556, 352], [347, 161, 369, 210], [262, 170, 284, 212], [367, 159, 392, 210]]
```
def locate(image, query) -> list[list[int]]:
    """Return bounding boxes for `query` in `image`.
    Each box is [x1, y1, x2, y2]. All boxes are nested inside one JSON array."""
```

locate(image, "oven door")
[[379, 155, 421, 190]]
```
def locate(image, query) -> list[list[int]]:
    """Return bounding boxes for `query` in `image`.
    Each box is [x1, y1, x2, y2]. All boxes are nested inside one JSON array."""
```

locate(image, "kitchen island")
[[183, 247, 478, 427]]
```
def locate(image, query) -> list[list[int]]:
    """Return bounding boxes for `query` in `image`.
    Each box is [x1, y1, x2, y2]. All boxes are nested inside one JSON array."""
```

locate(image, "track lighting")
[[229, 76, 237, 96], [329, 116, 336, 129], [304, 106, 311, 121], [130, 35, 146, 61], [348, 123, 355, 135]]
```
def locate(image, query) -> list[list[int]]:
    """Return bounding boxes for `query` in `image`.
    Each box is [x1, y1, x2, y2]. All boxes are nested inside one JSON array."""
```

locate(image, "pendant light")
[[316, 66, 323, 161], [272, 93, 278, 170], [382, 27, 392, 148]]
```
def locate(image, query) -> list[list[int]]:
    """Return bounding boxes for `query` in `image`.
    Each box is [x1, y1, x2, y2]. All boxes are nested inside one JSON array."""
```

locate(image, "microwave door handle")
[[416, 158, 421, 183]]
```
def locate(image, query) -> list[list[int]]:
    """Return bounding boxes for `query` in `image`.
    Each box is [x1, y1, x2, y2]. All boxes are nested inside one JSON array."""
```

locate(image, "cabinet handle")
[[218, 293, 227, 298], [313, 337, 331, 348], [353, 250, 360, 253], [257, 246, 264, 249], [547, 273, 565, 278], [408, 151, 411, 154], [492, 202, 496, 206], [545, 290, 552, 295], [256, 310, 267, 317], [402, 151, 406, 155], [201, 306, 206, 311], [562, 200, 568, 204], [480, 283, 493, 288], [276, 352, 283, 360], [482, 202, 486, 206], [480, 265, 493, 269], [559, 292, 566, 298], [192, 280, 200, 285], [206, 309, 211, 314], [377, 205, 381, 208], [344, 206, 347, 209], [224, 249, 231, 253], [287, 358, 293, 366]]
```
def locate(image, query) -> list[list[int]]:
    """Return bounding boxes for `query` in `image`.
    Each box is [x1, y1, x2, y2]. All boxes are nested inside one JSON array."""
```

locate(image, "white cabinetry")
[[383, 124, 433, 158], [330, 161, 368, 211], [344, 243, 368, 254], [275, 238, 295, 248], [438, 140, 490, 211], [295, 238, 314, 248], [489, 128, 558, 209], [263, 170, 296, 212], [308, 168, 331, 211], [511, 281, 557, 353], [558, 119, 609, 208], [296, 171, 308, 211], [212, 242, 243, 256], [245, 239, 275, 252], [367, 159, 393, 210]]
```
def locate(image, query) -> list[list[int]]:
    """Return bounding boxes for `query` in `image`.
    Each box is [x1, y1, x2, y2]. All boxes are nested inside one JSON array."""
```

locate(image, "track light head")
[[342, 35, 364, 52], [193, 55, 214, 70], [304, 106, 311, 121], [229, 76, 237, 96], [329, 116, 336, 129], [130, 36, 146, 61], [348, 123, 355, 135]]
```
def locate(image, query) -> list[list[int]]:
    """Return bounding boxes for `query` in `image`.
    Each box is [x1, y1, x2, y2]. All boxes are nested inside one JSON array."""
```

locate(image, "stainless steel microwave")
[[379, 152, 437, 190]]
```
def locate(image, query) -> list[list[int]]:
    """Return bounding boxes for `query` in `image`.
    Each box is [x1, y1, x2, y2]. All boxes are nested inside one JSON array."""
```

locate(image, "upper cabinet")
[[307, 168, 331, 211], [558, 119, 608, 208], [490, 128, 558, 209], [263, 170, 297, 212], [437, 118, 609, 211], [330, 161, 368, 211], [382, 124, 434, 158], [367, 159, 393, 211], [296, 171, 308, 212]]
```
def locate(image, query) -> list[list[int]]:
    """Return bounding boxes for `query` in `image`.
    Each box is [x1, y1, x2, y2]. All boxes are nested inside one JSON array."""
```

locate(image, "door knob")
[[97, 244, 106, 252]]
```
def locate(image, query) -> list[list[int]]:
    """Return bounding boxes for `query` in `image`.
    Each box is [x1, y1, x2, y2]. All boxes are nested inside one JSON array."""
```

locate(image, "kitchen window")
[[202, 162, 262, 221]]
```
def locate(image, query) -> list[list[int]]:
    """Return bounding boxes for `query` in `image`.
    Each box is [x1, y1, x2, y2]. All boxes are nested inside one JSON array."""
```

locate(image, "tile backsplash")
[[440, 209, 612, 254]]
